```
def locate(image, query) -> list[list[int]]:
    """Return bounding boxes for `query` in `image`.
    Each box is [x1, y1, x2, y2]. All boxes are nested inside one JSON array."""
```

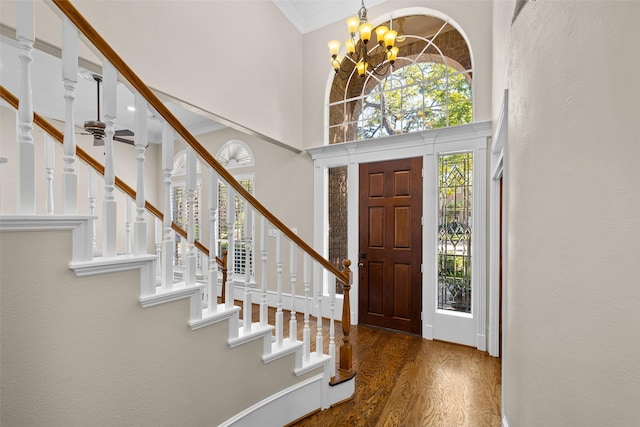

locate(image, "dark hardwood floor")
[[240, 302, 502, 426]]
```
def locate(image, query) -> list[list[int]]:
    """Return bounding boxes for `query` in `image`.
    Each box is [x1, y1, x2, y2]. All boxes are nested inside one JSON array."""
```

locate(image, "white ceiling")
[[272, 0, 387, 34]]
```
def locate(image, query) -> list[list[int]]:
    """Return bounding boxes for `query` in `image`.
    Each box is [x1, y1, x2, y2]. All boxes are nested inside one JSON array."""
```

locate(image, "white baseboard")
[[220, 374, 325, 427], [502, 414, 510, 427]]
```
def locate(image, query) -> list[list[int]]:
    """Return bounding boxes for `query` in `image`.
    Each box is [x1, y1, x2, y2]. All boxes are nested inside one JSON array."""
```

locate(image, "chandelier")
[[328, 0, 399, 79]]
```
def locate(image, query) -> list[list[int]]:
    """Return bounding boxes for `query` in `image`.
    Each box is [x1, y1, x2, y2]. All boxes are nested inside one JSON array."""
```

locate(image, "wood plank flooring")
[[239, 302, 501, 426], [290, 323, 501, 427]]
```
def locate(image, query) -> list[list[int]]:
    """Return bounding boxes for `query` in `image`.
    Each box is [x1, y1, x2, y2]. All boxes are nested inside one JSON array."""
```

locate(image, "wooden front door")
[[358, 157, 423, 334]]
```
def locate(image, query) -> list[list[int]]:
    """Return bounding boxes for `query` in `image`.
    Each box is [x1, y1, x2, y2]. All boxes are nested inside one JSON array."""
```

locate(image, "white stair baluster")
[[16, 0, 35, 214], [102, 62, 117, 258], [316, 262, 323, 358], [275, 229, 283, 347], [225, 186, 235, 309], [260, 216, 268, 326], [161, 122, 174, 289], [185, 148, 197, 285], [44, 134, 55, 214], [155, 217, 162, 278], [87, 165, 97, 256], [208, 168, 219, 313], [125, 198, 132, 254], [289, 232, 297, 341], [62, 18, 78, 213], [0, 157, 8, 212], [134, 95, 147, 255], [329, 272, 336, 378], [243, 205, 253, 333], [303, 253, 311, 362]]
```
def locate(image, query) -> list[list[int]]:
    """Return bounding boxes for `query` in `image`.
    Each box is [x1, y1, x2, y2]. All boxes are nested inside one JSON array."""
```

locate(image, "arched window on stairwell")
[[216, 140, 255, 279], [171, 150, 202, 277]]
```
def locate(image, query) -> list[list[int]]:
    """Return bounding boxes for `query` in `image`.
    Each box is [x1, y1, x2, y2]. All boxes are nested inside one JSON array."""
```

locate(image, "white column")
[[289, 232, 298, 341], [16, 0, 35, 214], [102, 62, 117, 258], [44, 134, 55, 214], [134, 95, 148, 255], [275, 229, 283, 347], [185, 148, 197, 285], [260, 216, 268, 326], [225, 186, 235, 309], [303, 253, 311, 362], [62, 18, 78, 214], [208, 169, 219, 312], [243, 206, 253, 333], [161, 123, 174, 289]]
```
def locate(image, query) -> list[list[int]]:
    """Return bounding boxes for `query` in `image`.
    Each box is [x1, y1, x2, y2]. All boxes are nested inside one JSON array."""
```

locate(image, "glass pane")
[[328, 166, 348, 294], [438, 152, 473, 313]]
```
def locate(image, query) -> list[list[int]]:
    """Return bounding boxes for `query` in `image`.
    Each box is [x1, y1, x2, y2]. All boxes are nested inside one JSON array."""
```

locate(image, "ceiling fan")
[[83, 74, 135, 146]]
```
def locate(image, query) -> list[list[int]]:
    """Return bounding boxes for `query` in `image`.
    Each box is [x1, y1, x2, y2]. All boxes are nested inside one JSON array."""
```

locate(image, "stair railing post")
[[87, 165, 97, 256], [275, 229, 283, 347], [315, 262, 324, 358], [225, 186, 235, 309], [303, 253, 311, 362], [16, 0, 35, 214], [289, 231, 298, 341], [155, 217, 162, 278], [134, 95, 148, 255], [208, 168, 219, 313], [260, 216, 268, 326], [125, 198, 132, 254], [44, 134, 55, 214], [185, 148, 197, 286], [61, 18, 78, 213], [243, 205, 253, 333], [339, 259, 353, 374], [161, 123, 174, 289], [329, 272, 336, 378], [102, 62, 117, 258]]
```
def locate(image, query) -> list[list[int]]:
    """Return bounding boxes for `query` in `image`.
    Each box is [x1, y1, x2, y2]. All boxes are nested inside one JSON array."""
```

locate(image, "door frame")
[[308, 121, 491, 348]]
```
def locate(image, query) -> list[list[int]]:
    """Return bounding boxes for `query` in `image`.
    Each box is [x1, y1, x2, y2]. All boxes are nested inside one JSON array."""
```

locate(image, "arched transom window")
[[328, 14, 473, 144]]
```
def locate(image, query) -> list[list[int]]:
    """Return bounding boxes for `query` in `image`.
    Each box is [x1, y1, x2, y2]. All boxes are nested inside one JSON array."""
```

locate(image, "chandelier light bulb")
[[345, 39, 356, 55], [346, 17, 360, 35], [375, 25, 389, 44], [356, 61, 368, 77], [328, 40, 341, 58], [384, 30, 397, 49], [359, 23, 373, 43]]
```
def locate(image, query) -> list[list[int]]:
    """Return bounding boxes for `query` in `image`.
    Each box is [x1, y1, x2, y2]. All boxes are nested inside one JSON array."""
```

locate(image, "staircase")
[[0, 1, 354, 426]]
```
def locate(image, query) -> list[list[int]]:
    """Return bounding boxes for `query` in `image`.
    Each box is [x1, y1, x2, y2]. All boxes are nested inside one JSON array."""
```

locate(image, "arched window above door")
[[327, 13, 473, 144]]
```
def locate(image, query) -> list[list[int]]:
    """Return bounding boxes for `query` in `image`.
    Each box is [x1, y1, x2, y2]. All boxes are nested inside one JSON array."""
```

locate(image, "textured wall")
[[498, 1, 640, 424]]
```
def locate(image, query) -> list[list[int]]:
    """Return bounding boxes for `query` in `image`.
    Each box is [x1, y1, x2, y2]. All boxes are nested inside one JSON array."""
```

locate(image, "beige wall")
[[302, 0, 494, 148], [495, 1, 640, 424], [0, 228, 320, 426]]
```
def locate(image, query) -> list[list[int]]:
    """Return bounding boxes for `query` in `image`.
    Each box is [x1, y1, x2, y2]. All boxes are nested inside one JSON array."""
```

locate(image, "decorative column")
[[16, 0, 35, 214], [329, 272, 336, 378], [134, 95, 148, 255], [315, 263, 324, 358], [102, 62, 117, 258], [161, 122, 174, 289], [125, 199, 132, 254], [62, 18, 78, 213]]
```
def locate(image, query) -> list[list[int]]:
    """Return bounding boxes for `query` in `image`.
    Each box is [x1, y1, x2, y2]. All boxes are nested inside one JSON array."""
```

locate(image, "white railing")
[[0, 0, 353, 384]]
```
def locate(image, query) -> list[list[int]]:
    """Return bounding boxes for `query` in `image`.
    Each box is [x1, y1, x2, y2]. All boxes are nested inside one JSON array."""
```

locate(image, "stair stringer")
[[0, 215, 353, 427]]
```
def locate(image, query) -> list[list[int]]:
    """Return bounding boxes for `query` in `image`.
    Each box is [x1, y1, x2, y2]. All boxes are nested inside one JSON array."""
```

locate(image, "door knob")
[[358, 262, 364, 268]]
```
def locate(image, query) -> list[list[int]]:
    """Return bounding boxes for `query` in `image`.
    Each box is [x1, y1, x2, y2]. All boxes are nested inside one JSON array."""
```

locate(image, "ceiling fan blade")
[[114, 129, 134, 137], [113, 136, 136, 145]]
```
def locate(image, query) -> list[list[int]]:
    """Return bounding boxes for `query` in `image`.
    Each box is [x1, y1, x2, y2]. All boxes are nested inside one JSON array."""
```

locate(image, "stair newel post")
[[16, 0, 35, 214], [207, 168, 219, 313], [303, 253, 311, 362], [44, 134, 55, 214], [134, 95, 148, 255], [260, 216, 268, 326], [225, 186, 235, 309], [275, 229, 283, 347], [329, 272, 336, 378], [243, 205, 253, 333], [289, 231, 298, 341], [339, 259, 353, 374], [161, 123, 174, 289], [87, 165, 97, 256], [315, 262, 324, 358], [102, 62, 117, 258], [61, 18, 78, 214], [185, 148, 197, 286]]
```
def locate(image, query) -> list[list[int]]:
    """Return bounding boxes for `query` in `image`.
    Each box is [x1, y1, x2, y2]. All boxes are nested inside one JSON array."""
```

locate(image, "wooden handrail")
[[50, 0, 349, 286], [0, 84, 211, 257]]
